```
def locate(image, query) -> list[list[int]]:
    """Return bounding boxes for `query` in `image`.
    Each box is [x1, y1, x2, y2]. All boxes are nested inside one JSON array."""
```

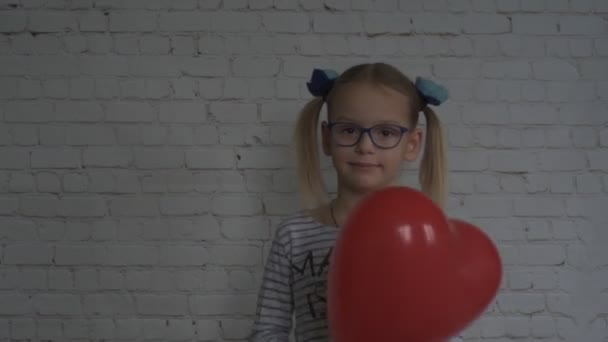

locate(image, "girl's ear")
[[403, 128, 423, 162], [321, 121, 331, 156]]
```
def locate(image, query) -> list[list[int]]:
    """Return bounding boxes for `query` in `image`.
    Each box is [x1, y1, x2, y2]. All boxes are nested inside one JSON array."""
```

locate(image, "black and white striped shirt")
[[248, 213, 465, 342]]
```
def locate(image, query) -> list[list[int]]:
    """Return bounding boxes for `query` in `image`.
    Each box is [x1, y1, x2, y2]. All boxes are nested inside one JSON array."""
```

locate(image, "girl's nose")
[[355, 131, 376, 154]]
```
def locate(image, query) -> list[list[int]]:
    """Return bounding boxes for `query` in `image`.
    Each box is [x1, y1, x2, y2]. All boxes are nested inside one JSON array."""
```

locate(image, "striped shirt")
[[248, 212, 464, 342]]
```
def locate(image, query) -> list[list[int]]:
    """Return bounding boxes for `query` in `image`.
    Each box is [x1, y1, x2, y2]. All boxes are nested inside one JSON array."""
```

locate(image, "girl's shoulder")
[[271, 209, 332, 243]]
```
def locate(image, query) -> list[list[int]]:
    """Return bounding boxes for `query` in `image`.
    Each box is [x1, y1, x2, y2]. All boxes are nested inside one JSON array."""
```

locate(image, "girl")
[[249, 62, 453, 342]]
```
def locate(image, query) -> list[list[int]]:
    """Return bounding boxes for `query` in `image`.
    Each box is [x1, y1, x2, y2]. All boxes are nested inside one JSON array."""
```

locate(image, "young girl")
[[249, 62, 453, 342]]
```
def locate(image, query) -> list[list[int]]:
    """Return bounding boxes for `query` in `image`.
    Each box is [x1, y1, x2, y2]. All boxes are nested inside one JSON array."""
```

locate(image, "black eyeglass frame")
[[326, 121, 410, 149]]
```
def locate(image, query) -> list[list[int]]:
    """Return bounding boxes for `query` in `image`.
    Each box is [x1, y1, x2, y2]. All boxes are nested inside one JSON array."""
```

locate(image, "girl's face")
[[321, 82, 423, 194]]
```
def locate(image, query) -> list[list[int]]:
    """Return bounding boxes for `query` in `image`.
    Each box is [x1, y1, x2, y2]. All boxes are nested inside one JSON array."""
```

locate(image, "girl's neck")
[[331, 187, 370, 227]]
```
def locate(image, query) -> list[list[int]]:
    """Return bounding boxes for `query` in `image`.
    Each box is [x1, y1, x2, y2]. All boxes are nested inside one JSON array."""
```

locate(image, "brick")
[[522, 244, 566, 265], [221, 217, 270, 240], [211, 12, 260, 32], [549, 173, 575, 193], [4, 101, 54, 122], [134, 148, 184, 169], [434, 58, 480, 78], [74, 269, 97, 290], [0, 12, 26, 32], [233, 57, 280, 77], [209, 102, 257, 123], [463, 14, 510, 33], [17, 79, 42, 99], [105, 102, 156, 122], [215, 171, 246, 192], [412, 13, 461, 34], [236, 147, 293, 169], [249, 170, 275, 192], [545, 127, 572, 148], [159, 12, 211, 31], [510, 104, 558, 124], [559, 103, 606, 125], [539, 150, 587, 171], [160, 195, 210, 215], [223, 78, 249, 99], [0, 294, 31, 314], [136, 295, 188, 315], [504, 317, 530, 337], [186, 148, 235, 169], [83, 147, 132, 167], [190, 294, 257, 315], [219, 125, 271, 146], [482, 61, 530, 79], [514, 197, 565, 217], [57, 196, 107, 217], [37, 319, 63, 339], [161, 245, 209, 266], [140, 36, 170, 55], [209, 245, 262, 266], [512, 15, 558, 34], [115, 318, 140, 339], [30, 148, 81, 168], [212, 195, 262, 215], [110, 197, 159, 217], [581, 60, 608, 80], [464, 196, 512, 217], [33, 294, 82, 315], [313, 13, 363, 33], [29, 12, 78, 32], [547, 82, 596, 102], [596, 38, 608, 55], [479, 316, 506, 338], [560, 15, 605, 34], [89, 318, 114, 339], [489, 151, 538, 172], [250, 0, 274, 9], [363, 14, 412, 34], [84, 294, 136, 315], [0, 148, 29, 169], [159, 102, 206, 123], [262, 13, 309, 33], [65, 126, 115, 145], [166, 319, 196, 340], [55, 245, 106, 265], [229, 270, 256, 291], [109, 11, 157, 32], [107, 245, 158, 265], [532, 59, 579, 80], [448, 150, 488, 171], [20, 195, 59, 217], [551, 219, 578, 240], [262, 194, 299, 215], [261, 101, 304, 123], [78, 12, 107, 32], [497, 293, 545, 314], [222, 319, 253, 339]]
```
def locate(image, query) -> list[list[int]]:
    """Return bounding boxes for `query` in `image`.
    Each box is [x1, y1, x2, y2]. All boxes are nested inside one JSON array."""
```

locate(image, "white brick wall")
[[0, 1, 606, 341]]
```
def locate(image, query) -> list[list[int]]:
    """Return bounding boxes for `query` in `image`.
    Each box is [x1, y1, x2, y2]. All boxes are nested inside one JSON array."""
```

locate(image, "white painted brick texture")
[[0, 1, 606, 341]]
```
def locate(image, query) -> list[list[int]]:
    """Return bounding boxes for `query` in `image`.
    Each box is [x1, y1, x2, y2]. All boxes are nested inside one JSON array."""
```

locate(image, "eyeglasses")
[[327, 121, 409, 149]]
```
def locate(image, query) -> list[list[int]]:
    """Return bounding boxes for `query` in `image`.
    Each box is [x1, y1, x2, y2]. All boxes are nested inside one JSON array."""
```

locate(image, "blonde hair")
[[294, 62, 448, 209]]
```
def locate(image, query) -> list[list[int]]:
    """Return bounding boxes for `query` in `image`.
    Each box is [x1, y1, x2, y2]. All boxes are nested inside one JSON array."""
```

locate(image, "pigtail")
[[419, 106, 448, 209], [294, 97, 326, 209]]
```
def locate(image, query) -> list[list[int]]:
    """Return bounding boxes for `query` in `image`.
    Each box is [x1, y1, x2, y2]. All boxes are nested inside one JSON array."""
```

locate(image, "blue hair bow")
[[306, 68, 448, 107], [306, 68, 339, 100], [415, 77, 449, 106]]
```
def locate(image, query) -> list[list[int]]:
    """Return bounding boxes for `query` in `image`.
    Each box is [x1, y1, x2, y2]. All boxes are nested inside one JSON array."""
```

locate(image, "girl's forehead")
[[330, 83, 413, 123]]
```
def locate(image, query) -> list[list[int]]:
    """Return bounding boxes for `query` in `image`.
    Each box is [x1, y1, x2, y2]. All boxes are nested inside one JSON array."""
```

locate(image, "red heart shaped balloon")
[[327, 186, 502, 342]]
